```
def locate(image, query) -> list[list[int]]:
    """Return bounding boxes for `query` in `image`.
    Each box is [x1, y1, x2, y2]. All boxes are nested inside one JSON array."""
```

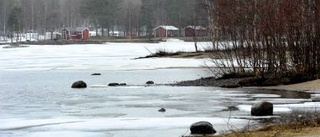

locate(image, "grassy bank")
[[218, 126, 320, 137], [217, 112, 320, 137]]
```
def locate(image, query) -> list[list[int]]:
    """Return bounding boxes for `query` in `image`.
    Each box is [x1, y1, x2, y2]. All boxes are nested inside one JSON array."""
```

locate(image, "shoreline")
[[173, 76, 320, 93], [0, 38, 162, 45], [261, 79, 320, 92], [139, 50, 320, 93], [0, 37, 211, 45]]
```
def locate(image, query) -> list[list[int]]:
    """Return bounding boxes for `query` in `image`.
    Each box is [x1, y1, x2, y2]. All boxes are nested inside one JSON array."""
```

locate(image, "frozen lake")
[[0, 41, 319, 137]]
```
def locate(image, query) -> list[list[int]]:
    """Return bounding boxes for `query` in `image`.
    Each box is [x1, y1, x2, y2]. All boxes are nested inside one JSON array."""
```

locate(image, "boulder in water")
[[158, 108, 166, 112], [91, 73, 101, 76], [108, 83, 120, 86], [146, 81, 155, 85], [71, 81, 87, 88]]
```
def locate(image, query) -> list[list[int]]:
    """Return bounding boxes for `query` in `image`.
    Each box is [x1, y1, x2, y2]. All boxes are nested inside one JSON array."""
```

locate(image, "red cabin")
[[153, 25, 179, 37], [62, 27, 90, 40], [184, 26, 208, 37]]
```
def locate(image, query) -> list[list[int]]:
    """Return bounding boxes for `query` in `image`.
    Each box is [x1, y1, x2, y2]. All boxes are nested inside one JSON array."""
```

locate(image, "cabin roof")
[[63, 27, 89, 32], [186, 26, 207, 30], [154, 25, 179, 31]]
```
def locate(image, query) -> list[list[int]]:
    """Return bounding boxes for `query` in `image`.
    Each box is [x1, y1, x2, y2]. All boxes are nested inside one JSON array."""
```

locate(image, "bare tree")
[[205, 0, 320, 83]]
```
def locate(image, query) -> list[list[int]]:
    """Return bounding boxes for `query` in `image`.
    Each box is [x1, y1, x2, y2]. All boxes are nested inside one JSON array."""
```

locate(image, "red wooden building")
[[184, 26, 208, 37], [62, 27, 90, 40], [153, 25, 179, 37]]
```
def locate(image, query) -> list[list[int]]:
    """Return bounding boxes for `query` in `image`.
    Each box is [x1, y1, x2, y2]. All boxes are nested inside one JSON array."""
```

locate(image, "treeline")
[[0, 0, 83, 35], [0, 0, 207, 37], [206, 0, 320, 81]]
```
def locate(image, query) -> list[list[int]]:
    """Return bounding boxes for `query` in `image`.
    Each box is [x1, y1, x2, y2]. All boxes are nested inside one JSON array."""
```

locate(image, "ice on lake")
[[0, 41, 212, 71], [0, 40, 318, 137]]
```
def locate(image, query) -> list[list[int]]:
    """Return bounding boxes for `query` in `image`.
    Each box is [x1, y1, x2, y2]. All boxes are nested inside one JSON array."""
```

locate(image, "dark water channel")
[[244, 88, 311, 99]]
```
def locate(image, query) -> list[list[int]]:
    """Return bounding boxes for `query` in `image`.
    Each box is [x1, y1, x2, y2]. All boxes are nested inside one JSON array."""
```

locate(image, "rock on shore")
[[251, 101, 274, 116], [190, 121, 216, 135]]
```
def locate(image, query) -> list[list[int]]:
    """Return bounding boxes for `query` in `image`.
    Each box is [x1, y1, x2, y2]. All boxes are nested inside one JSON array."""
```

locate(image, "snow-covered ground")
[[0, 40, 318, 137], [0, 33, 53, 44], [0, 41, 213, 71]]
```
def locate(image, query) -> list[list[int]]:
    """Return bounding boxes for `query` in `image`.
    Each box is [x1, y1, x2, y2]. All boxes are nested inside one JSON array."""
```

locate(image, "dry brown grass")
[[182, 126, 320, 137], [217, 126, 320, 137], [216, 111, 320, 137]]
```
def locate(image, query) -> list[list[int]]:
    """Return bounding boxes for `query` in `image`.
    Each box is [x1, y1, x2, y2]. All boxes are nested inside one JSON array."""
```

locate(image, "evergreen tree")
[[7, 5, 22, 42], [140, 0, 153, 37], [80, 0, 122, 36]]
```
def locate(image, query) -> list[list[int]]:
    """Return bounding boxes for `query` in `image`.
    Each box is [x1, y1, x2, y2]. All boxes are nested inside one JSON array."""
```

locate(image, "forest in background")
[[0, 0, 207, 37]]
